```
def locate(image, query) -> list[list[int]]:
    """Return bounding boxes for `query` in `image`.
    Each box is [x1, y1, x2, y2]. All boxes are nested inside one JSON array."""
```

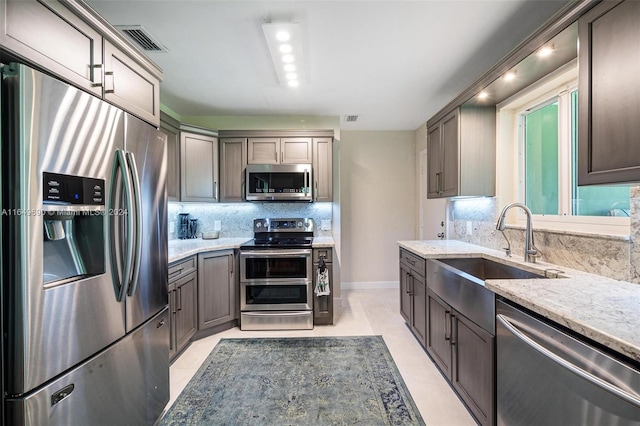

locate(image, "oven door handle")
[[240, 250, 312, 258]]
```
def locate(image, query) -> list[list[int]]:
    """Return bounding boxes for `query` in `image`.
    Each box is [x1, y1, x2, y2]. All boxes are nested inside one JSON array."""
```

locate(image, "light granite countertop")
[[169, 238, 250, 263], [169, 236, 335, 263], [398, 239, 640, 362]]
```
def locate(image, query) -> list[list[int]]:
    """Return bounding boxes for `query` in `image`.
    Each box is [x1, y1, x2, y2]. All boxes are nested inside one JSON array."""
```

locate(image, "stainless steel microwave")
[[245, 164, 312, 202]]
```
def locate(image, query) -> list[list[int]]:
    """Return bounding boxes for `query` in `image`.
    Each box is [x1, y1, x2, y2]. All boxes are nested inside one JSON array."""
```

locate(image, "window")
[[523, 99, 559, 215], [498, 65, 630, 235]]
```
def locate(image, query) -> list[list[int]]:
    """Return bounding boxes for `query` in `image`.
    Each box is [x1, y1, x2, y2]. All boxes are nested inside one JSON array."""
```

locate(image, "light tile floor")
[[168, 289, 476, 426]]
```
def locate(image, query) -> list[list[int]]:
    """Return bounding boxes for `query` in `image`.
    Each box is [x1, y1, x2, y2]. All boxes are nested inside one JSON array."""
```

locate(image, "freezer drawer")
[[6, 308, 170, 426]]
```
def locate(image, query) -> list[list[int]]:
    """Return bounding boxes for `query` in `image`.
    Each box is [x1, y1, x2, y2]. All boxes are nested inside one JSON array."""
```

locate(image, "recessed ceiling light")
[[288, 80, 299, 88], [286, 73, 298, 80], [478, 91, 489, 100], [503, 71, 516, 82], [538, 45, 554, 58], [279, 44, 292, 54], [284, 64, 296, 72], [276, 31, 290, 42], [282, 54, 295, 63]]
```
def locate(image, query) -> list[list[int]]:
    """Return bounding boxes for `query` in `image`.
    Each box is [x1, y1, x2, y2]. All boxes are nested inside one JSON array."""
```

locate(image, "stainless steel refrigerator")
[[1, 62, 169, 425]]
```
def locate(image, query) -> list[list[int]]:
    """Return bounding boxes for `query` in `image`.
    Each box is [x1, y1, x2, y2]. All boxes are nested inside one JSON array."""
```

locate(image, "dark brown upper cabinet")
[[578, 0, 640, 185]]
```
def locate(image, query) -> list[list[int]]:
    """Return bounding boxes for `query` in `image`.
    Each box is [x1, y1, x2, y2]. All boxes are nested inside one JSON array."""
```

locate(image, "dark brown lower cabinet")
[[426, 289, 494, 426], [313, 248, 334, 325], [400, 263, 426, 345], [198, 250, 236, 331], [169, 256, 198, 361], [427, 290, 452, 377], [169, 272, 197, 360]]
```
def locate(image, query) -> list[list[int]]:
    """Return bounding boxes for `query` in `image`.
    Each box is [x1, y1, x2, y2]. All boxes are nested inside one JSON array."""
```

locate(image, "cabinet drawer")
[[400, 249, 425, 277], [313, 248, 332, 263], [169, 256, 197, 282]]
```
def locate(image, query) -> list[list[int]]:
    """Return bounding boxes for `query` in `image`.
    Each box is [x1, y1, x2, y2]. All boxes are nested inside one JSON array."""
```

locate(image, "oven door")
[[240, 281, 312, 311], [240, 249, 312, 311], [240, 249, 312, 283]]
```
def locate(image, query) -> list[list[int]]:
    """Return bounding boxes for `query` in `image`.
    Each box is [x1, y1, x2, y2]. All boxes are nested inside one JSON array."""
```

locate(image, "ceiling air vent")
[[344, 115, 359, 122], [115, 25, 168, 52]]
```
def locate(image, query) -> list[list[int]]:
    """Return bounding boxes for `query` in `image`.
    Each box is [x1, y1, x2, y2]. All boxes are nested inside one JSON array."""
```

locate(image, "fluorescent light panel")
[[262, 22, 304, 88]]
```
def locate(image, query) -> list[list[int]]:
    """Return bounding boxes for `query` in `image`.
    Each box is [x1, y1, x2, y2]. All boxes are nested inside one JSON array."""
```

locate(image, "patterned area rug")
[[159, 336, 425, 425]]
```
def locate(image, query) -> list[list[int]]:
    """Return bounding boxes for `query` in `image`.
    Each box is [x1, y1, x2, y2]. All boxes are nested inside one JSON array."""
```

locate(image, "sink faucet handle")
[[503, 247, 511, 257]]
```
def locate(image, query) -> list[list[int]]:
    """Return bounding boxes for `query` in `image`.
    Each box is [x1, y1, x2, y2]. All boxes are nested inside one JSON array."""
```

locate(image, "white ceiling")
[[87, 0, 569, 130]]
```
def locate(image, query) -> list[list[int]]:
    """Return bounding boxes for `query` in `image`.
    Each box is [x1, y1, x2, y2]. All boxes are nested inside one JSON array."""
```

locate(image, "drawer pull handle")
[[444, 310, 451, 341]]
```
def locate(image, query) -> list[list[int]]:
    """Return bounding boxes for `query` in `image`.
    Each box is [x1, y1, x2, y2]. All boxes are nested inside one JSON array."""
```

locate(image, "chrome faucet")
[[496, 202, 538, 263]]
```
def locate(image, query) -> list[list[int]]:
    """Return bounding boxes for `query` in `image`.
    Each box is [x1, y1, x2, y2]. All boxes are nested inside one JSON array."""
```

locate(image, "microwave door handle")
[[125, 152, 143, 297], [109, 150, 134, 301]]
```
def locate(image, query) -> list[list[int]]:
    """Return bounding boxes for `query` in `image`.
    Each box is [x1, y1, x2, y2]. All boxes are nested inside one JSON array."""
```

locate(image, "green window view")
[[570, 91, 630, 217], [524, 101, 559, 215], [522, 90, 629, 217]]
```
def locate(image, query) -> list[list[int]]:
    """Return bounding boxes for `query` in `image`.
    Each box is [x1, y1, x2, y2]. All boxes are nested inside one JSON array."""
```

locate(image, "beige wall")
[[340, 131, 416, 287], [414, 122, 428, 237]]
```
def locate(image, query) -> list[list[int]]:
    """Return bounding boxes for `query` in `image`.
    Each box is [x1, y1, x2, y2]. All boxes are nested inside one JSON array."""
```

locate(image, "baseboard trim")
[[341, 281, 399, 290]]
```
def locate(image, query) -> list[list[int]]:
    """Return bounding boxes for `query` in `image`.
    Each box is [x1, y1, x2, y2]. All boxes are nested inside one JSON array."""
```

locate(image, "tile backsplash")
[[448, 196, 637, 283], [168, 201, 333, 240]]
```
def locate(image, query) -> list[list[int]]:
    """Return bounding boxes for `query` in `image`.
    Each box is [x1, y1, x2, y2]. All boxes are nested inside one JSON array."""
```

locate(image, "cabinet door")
[[247, 138, 279, 164], [411, 273, 427, 346], [427, 124, 442, 198], [451, 312, 494, 426], [174, 272, 198, 355], [399, 265, 412, 323], [181, 132, 219, 202], [198, 251, 236, 330], [104, 40, 160, 126], [440, 109, 459, 197], [1, 0, 102, 96], [426, 290, 452, 378], [313, 262, 333, 325], [313, 138, 333, 202], [220, 138, 247, 202], [281, 137, 312, 163], [159, 113, 181, 201], [578, 0, 640, 185]]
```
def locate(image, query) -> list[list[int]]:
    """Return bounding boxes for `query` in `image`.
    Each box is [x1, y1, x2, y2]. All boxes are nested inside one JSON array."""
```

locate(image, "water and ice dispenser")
[[42, 172, 106, 285]]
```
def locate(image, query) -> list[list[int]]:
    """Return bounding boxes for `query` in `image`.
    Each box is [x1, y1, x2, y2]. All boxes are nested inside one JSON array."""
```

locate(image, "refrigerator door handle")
[[109, 149, 134, 301], [126, 151, 143, 297]]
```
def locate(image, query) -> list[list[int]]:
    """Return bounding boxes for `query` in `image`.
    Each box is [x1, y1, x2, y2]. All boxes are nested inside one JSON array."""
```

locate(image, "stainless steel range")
[[239, 218, 314, 330]]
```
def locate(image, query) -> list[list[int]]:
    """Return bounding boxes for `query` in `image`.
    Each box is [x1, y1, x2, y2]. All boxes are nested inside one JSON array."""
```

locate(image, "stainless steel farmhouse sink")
[[437, 257, 547, 281], [427, 257, 549, 334]]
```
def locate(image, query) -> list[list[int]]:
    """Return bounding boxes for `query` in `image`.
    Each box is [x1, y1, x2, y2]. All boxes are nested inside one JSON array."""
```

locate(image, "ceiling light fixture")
[[503, 71, 517, 82], [537, 44, 554, 58], [478, 91, 489, 100], [262, 22, 305, 89]]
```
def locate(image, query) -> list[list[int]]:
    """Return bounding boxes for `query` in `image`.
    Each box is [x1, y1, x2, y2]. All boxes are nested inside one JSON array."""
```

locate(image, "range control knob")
[[256, 222, 262, 229], [297, 221, 303, 228]]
